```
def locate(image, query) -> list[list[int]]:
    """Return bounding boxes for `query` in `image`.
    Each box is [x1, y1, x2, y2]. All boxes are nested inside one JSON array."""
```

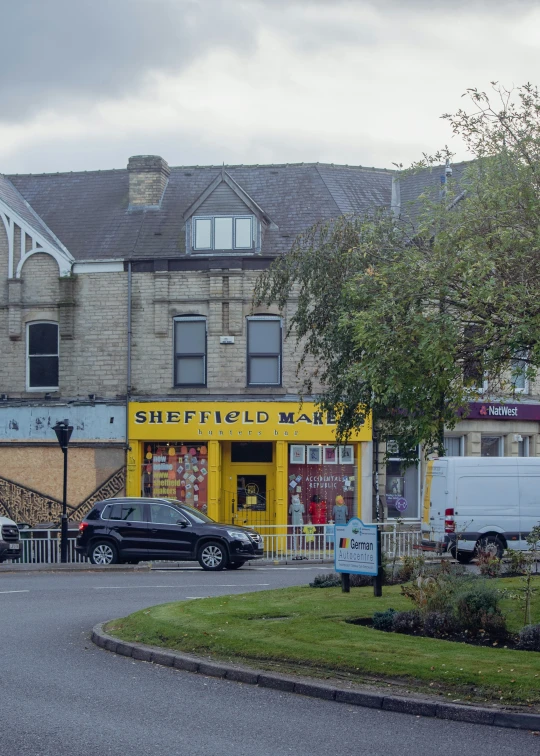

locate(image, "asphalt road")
[[0, 565, 536, 755]]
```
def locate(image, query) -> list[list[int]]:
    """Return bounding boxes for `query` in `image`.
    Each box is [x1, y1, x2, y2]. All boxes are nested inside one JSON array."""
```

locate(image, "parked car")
[[76, 497, 264, 570], [421, 457, 540, 562], [0, 515, 22, 562]]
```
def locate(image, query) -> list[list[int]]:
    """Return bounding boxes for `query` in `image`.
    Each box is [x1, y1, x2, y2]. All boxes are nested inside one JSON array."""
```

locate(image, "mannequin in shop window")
[[289, 488, 305, 557], [332, 495, 348, 525], [308, 493, 327, 548]]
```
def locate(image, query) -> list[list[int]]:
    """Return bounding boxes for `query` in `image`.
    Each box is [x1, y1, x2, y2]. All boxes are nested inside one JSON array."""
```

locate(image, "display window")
[[385, 445, 420, 519], [141, 442, 208, 513], [287, 444, 356, 527]]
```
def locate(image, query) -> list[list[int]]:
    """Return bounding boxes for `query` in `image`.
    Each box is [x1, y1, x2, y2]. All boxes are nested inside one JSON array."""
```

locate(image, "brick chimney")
[[127, 155, 170, 208]]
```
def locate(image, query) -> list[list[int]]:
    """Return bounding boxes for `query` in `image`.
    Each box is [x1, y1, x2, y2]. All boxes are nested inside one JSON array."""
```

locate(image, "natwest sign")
[[467, 402, 540, 422]]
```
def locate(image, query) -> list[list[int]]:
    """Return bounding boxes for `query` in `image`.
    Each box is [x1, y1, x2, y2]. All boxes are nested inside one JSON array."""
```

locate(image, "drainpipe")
[[125, 261, 132, 452]]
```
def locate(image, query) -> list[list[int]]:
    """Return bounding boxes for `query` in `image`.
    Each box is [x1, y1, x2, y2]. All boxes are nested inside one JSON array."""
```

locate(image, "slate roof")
[[6, 163, 394, 261], [0, 173, 68, 256], [398, 160, 472, 227]]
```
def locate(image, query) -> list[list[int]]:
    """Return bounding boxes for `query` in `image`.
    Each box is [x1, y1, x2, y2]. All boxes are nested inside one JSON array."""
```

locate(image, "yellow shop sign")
[[129, 401, 371, 442]]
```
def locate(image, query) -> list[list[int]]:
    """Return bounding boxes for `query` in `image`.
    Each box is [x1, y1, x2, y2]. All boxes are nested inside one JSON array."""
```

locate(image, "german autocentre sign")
[[334, 518, 378, 576]]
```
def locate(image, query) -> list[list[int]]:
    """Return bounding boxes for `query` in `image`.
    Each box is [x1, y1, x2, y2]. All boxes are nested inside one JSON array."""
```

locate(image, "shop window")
[[141, 442, 209, 513], [443, 436, 464, 456], [231, 442, 273, 463], [287, 444, 357, 527], [481, 436, 502, 457], [247, 316, 281, 386], [385, 442, 420, 519], [518, 436, 530, 457], [174, 316, 206, 386], [27, 322, 59, 390]]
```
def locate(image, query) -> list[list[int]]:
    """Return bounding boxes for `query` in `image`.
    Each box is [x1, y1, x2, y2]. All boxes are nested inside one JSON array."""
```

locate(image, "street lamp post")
[[52, 419, 73, 563]]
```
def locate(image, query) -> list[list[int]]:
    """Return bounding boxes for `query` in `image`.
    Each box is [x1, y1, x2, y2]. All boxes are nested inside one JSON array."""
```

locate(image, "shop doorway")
[[221, 442, 276, 527]]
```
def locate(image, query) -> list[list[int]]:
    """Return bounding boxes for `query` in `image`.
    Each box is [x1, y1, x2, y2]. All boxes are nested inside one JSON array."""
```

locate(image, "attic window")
[[193, 216, 253, 251]]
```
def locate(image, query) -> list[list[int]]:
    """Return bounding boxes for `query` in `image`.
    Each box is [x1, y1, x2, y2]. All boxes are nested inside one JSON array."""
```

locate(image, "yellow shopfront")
[[127, 402, 371, 527]]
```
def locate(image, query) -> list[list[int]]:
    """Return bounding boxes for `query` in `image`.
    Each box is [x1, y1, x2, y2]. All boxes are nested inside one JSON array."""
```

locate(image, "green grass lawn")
[[107, 576, 540, 706]]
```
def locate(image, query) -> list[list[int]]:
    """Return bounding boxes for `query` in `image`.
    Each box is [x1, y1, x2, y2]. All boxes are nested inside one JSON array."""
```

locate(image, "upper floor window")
[[462, 325, 487, 392], [193, 216, 254, 251], [247, 316, 281, 386], [511, 351, 529, 393], [27, 322, 59, 390], [174, 316, 206, 386]]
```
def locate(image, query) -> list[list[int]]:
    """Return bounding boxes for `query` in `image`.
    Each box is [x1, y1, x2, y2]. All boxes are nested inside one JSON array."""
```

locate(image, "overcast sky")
[[1, 0, 538, 174]]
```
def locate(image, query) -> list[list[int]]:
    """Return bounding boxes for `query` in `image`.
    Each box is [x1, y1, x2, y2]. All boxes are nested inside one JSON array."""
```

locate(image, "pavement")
[[1, 567, 538, 755]]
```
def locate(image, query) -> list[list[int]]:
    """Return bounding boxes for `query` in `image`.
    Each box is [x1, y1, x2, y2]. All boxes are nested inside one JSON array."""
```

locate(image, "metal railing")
[[14, 530, 88, 564], [8, 525, 422, 565]]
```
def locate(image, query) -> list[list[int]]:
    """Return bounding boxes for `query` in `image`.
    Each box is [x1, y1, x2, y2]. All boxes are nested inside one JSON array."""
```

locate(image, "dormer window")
[[193, 216, 254, 251]]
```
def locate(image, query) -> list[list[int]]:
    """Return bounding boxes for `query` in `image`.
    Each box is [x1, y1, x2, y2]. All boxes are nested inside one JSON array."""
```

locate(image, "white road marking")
[[0, 590, 30, 594], [93, 583, 270, 590]]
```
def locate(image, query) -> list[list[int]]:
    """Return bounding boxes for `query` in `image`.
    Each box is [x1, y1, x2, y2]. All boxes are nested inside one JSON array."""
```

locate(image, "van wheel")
[[90, 541, 119, 565], [198, 541, 228, 571], [455, 551, 474, 564], [476, 535, 504, 559]]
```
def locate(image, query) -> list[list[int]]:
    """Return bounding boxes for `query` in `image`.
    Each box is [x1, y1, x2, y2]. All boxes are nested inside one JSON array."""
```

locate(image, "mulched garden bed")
[[345, 617, 525, 650]]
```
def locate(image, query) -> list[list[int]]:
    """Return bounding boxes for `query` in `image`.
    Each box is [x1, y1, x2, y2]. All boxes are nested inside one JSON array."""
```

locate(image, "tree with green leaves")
[[254, 83, 540, 465]]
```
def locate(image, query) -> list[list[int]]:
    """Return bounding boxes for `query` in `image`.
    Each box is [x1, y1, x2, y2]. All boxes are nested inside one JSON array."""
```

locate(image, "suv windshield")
[[163, 500, 215, 524]]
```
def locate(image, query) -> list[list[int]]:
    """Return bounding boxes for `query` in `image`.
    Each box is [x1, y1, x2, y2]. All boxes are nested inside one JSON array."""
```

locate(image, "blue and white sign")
[[334, 518, 378, 576]]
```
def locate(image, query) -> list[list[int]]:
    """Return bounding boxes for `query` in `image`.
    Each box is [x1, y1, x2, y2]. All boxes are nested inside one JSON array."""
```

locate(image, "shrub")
[[392, 610, 422, 635], [504, 549, 528, 576], [372, 608, 397, 631], [349, 573, 374, 588], [454, 581, 505, 636], [395, 555, 426, 584], [309, 572, 374, 588], [310, 573, 341, 588], [423, 611, 458, 638], [479, 611, 509, 642], [517, 624, 540, 651], [476, 548, 502, 578], [401, 572, 478, 615]]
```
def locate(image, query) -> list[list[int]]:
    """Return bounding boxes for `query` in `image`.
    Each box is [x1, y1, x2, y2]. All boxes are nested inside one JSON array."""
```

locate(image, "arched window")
[[174, 316, 207, 386], [27, 322, 59, 390]]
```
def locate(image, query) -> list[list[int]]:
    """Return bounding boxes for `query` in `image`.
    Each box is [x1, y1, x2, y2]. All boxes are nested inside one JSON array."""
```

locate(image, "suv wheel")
[[198, 541, 228, 571], [90, 541, 119, 565]]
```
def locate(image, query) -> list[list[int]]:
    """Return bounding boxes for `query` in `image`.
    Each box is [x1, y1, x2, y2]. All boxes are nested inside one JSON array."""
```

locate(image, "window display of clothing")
[[308, 495, 327, 525], [332, 495, 348, 525], [289, 494, 305, 526]]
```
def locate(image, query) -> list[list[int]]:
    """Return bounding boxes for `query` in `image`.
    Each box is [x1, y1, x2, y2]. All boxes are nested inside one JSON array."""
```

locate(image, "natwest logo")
[[487, 404, 518, 417], [479, 405, 488, 416]]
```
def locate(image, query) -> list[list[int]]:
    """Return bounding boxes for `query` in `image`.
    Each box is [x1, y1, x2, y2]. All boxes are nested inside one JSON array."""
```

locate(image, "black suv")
[[75, 497, 264, 570]]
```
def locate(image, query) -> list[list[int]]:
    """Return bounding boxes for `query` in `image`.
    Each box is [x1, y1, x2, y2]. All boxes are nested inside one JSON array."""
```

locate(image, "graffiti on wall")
[[0, 467, 126, 526]]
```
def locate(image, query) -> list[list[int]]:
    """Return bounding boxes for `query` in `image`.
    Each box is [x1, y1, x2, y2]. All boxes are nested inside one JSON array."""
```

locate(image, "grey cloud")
[[2, 0, 536, 124], [0, 0, 255, 122], [1, 112, 437, 175]]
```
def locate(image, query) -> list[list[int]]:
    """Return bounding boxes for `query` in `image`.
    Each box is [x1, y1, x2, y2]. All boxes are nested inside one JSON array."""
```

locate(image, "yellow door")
[[221, 442, 276, 527]]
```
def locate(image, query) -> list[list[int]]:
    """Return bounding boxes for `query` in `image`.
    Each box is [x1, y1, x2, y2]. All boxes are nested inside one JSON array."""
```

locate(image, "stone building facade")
[[1, 156, 539, 527]]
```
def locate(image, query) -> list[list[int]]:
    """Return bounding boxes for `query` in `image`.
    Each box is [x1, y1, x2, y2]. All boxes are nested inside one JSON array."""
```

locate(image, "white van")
[[421, 457, 540, 563], [0, 515, 21, 562]]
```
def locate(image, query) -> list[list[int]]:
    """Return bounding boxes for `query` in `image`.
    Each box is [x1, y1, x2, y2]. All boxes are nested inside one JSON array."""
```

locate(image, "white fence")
[[15, 530, 88, 564], [11, 525, 422, 565]]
